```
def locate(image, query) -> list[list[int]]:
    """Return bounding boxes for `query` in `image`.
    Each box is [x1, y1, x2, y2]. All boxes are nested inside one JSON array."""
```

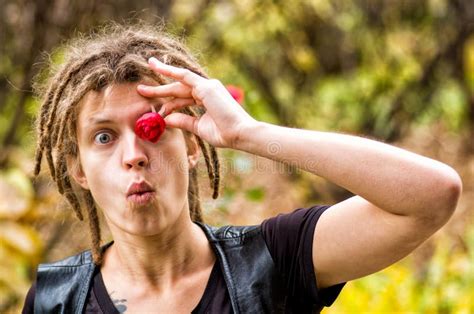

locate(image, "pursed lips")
[[125, 181, 157, 206], [126, 181, 155, 197]]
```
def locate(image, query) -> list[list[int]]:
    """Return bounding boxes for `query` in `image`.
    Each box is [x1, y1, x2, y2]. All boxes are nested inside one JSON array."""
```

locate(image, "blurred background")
[[0, 0, 473, 312]]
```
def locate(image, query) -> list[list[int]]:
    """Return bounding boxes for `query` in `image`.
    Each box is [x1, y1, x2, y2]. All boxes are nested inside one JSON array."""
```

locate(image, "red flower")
[[226, 85, 244, 105], [135, 112, 166, 143]]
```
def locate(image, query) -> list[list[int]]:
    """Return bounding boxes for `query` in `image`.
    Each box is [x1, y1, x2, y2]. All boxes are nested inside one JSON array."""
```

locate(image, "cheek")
[[81, 153, 120, 208], [156, 145, 189, 199]]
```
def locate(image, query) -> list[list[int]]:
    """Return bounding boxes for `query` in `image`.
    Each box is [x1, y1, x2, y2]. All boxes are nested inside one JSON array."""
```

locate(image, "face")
[[70, 83, 199, 237]]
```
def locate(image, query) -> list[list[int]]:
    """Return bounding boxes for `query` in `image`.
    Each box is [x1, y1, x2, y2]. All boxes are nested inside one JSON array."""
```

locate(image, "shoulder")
[[38, 249, 93, 269], [196, 222, 261, 241], [261, 204, 331, 237], [34, 243, 113, 313], [38, 241, 113, 269]]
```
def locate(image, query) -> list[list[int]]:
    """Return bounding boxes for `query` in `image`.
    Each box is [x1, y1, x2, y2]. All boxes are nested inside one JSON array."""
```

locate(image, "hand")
[[137, 57, 257, 149]]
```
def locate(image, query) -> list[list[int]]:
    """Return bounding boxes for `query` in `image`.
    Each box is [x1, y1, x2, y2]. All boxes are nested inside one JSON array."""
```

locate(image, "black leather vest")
[[34, 223, 287, 313]]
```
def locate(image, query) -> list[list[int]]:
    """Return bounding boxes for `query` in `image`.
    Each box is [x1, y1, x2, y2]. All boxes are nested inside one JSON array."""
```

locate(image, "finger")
[[137, 82, 192, 98], [161, 98, 198, 116], [149, 57, 206, 87], [164, 112, 199, 135]]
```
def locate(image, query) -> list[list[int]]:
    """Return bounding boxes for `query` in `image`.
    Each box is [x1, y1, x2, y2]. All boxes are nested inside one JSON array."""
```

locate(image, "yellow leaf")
[[0, 221, 43, 258], [0, 169, 33, 220]]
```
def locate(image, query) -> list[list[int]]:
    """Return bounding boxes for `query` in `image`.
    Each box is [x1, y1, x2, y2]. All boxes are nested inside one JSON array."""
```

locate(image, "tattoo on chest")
[[110, 291, 128, 313]]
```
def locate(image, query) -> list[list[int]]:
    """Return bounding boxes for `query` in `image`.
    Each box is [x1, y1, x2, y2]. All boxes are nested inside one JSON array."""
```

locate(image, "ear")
[[184, 133, 200, 169], [66, 156, 89, 190]]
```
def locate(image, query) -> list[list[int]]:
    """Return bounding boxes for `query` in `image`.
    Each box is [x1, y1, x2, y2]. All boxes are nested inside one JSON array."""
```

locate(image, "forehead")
[[79, 83, 156, 115]]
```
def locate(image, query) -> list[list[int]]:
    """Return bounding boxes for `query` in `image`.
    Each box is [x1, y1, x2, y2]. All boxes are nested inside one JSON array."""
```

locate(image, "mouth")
[[126, 181, 156, 205]]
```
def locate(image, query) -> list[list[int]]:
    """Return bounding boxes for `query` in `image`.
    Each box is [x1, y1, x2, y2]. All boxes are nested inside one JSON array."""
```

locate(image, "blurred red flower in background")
[[226, 85, 244, 105]]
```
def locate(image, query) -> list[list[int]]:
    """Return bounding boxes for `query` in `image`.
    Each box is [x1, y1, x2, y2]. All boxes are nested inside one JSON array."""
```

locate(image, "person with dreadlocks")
[[22, 23, 462, 313]]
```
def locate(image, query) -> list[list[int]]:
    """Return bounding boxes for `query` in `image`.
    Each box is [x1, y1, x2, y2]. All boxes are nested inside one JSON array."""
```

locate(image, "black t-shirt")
[[22, 205, 346, 313]]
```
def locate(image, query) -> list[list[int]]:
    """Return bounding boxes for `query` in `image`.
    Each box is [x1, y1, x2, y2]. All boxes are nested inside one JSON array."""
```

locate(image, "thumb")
[[164, 112, 199, 135]]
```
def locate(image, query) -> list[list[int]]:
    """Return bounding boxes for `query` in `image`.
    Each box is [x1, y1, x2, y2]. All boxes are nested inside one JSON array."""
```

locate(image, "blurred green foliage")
[[0, 0, 473, 312]]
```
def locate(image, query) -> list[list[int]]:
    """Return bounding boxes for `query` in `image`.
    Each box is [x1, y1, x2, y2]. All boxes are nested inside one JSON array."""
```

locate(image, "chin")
[[106, 198, 166, 235]]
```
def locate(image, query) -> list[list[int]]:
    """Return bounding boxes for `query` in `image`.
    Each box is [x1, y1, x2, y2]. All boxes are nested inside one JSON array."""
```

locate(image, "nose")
[[122, 133, 149, 170]]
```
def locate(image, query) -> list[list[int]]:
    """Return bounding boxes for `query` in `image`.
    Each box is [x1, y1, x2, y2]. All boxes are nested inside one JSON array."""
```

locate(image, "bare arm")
[[234, 121, 462, 288]]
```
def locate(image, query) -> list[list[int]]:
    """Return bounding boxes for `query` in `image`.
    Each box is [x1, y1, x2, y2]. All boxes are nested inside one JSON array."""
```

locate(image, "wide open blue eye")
[[94, 132, 112, 144]]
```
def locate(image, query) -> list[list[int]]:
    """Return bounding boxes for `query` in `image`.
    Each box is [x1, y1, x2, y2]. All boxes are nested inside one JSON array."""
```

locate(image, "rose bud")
[[135, 106, 166, 143], [226, 85, 244, 105]]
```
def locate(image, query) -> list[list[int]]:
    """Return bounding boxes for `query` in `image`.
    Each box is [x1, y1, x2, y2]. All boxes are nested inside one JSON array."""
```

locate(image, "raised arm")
[[234, 121, 462, 289]]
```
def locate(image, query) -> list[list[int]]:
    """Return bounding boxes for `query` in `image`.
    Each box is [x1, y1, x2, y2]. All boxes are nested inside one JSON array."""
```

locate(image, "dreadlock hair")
[[32, 22, 221, 265]]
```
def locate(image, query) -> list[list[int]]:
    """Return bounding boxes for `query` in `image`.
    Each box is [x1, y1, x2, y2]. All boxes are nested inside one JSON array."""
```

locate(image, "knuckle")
[[181, 68, 192, 78], [202, 79, 219, 91]]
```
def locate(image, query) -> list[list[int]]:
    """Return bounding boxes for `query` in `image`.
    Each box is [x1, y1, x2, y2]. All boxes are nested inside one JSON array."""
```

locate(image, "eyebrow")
[[86, 116, 114, 125], [81, 117, 115, 138]]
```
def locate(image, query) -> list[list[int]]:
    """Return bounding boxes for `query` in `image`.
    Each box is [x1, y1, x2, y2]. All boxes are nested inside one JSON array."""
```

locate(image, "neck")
[[102, 209, 214, 290]]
